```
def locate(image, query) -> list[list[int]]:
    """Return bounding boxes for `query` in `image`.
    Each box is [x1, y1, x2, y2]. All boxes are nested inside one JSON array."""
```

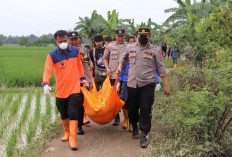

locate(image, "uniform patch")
[[129, 53, 136, 57], [144, 54, 152, 59], [145, 51, 153, 56], [60, 62, 66, 69]]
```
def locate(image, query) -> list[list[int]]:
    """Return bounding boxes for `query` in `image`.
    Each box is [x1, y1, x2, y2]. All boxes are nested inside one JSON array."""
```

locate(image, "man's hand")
[[89, 61, 94, 70], [161, 76, 170, 96], [43, 84, 51, 96], [81, 79, 89, 90], [116, 63, 122, 75], [164, 85, 170, 96], [106, 68, 111, 77]]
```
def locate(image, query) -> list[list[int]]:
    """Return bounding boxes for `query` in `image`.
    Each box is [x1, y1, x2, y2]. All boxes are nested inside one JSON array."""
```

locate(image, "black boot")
[[112, 113, 120, 126], [132, 124, 139, 139], [77, 126, 84, 135], [140, 131, 148, 148]]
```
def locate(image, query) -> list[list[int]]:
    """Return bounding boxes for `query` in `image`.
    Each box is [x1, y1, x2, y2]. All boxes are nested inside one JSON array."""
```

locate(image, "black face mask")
[[139, 35, 148, 45]]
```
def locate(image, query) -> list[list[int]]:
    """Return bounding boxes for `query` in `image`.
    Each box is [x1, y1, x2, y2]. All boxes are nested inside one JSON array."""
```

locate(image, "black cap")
[[138, 28, 150, 35], [67, 31, 78, 38], [115, 28, 125, 35], [104, 36, 112, 42], [94, 35, 103, 41]]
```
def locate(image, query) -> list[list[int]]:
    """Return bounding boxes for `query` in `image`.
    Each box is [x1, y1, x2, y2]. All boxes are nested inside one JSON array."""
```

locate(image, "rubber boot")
[[132, 123, 139, 139], [122, 108, 128, 129], [69, 120, 78, 151], [140, 131, 148, 148], [112, 113, 120, 126], [61, 119, 70, 142], [174, 64, 177, 69], [129, 123, 133, 133], [83, 113, 90, 125]]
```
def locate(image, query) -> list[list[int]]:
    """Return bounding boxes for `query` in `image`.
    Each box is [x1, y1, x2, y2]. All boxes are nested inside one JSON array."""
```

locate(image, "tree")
[[0, 38, 3, 46], [18, 37, 29, 46], [74, 10, 101, 42]]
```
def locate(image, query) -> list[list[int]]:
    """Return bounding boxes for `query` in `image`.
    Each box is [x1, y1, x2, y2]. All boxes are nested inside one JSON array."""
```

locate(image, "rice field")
[[0, 88, 59, 157], [0, 46, 60, 156], [0, 46, 55, 87]]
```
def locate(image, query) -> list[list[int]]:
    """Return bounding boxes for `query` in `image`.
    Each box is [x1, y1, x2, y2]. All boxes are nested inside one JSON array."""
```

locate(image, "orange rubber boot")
[[122, 108, 128, 129], [83, 113, 90, 125], [129, 123, 133, 133], [61, 119, 70, 142], [69, 120, 78, 151]]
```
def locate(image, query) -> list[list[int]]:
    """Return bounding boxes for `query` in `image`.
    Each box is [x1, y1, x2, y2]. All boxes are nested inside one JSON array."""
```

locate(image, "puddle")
[[0, 143, 6, 157], [51, 96, 56, 122], [40, 95, 46, 115], [28, 94, 36, 120]]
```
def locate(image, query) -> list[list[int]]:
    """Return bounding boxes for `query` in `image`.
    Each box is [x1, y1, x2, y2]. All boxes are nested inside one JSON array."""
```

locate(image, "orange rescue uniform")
[[43, 46, 85, 98]]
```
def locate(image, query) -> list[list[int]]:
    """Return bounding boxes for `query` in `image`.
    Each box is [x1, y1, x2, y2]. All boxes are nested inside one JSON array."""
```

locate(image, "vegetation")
[[0, 88, 60, 157], [0, 0, 231, 156], [0, 46, 55, 87]]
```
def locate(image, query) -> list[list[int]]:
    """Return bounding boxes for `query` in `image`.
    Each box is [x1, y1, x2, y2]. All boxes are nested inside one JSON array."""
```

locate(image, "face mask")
[[58, 42, 68, 50], [139, 35, 148, 45]]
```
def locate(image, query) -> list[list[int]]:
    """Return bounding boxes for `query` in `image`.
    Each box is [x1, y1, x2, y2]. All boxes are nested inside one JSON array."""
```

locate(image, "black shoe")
[[112, 113, 120, 126], [132, 124, 139, 139], [140, 131, 148, 148], [77, 126, 84, 135]]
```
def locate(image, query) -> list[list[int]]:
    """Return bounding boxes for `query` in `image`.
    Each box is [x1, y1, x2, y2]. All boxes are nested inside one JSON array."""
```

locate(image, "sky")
[[0, 0, 177, 36]]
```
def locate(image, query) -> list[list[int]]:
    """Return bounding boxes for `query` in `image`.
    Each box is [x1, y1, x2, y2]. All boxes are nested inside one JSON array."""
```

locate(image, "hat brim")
[[138, 32, 150, 35], [68, 36, 78, 39]]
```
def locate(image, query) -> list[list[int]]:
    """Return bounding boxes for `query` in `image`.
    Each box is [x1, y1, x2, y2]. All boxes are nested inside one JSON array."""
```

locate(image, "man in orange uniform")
[[42, 30, 88, 151]]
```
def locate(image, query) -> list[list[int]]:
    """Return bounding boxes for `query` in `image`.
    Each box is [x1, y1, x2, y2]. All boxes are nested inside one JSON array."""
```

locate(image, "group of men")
[[42, 27, 170, 151]]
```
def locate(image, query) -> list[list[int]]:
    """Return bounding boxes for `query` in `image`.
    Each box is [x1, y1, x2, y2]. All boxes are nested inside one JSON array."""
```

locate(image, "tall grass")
[[0, 46, 55, 87]]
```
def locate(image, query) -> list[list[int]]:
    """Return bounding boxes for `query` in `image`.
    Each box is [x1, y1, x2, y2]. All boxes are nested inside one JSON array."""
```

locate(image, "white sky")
[[0, 0, 177, 36]]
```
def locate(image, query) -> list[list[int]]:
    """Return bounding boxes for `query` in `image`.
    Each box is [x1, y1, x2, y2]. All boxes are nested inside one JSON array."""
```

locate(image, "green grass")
[[163, 59, 174, 68], [0, 46, 55, 87]]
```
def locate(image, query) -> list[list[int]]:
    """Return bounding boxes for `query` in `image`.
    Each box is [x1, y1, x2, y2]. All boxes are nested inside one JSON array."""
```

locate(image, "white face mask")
[[58, 42, 68, 50]]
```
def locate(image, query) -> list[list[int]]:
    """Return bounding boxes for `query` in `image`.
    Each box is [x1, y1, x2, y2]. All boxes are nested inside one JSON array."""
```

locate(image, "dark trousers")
[[127, 83, 155, 133], [95, 79, 104, 91], [56, 93, 82, 120], [78, 92, 84, 127], [110, 79, 116, 86], [119, 81, 128, 109]]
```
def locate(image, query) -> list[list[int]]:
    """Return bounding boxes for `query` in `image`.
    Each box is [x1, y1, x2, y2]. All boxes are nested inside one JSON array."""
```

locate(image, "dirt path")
[[39, 112, 145, 157]]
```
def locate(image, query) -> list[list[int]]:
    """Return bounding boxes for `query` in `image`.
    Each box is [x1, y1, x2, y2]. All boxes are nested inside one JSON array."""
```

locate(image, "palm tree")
[[74, 10, 102, 42], [164, 0, 219, 25]]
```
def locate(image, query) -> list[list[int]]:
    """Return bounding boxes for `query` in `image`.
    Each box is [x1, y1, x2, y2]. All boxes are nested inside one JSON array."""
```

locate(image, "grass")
[[0, 46, 55, 87]]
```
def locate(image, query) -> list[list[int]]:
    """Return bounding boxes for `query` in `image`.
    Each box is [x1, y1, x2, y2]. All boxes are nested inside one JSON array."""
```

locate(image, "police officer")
[[117, 28, 170, 148], [67, 31, 93, 135], [103, 28, 127, 126]]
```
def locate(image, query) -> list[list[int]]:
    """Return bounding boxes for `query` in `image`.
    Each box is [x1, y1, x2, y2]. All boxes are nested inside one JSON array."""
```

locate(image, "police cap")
[[115, 28, 125, 35], [138, 28, 150, 35], [67, 31, 78, 38]]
